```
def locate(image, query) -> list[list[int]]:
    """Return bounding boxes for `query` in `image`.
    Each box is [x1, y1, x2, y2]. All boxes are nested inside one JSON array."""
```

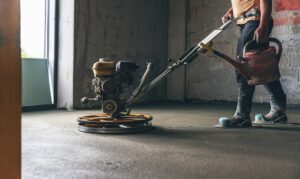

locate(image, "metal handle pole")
[[126, 8, 259, 108]]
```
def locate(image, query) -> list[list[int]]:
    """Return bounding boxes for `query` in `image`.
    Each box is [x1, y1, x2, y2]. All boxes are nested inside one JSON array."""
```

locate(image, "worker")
[[220, 0, 287, 127]]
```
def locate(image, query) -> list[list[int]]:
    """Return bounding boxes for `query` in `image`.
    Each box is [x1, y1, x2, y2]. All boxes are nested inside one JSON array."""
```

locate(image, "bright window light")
[[21, 0, 46, 58]]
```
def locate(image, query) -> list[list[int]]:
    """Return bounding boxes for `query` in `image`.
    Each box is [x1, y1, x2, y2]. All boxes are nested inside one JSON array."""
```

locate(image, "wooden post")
[[0, 0, 21, 178]]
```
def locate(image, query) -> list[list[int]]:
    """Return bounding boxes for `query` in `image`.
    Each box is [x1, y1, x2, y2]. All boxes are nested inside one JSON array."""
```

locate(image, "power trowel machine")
[[78, 9, 261, 134]]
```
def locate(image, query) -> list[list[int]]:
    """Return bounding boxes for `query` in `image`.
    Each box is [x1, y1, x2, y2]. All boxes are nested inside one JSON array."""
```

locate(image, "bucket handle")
[[243, 38, 283, 60]]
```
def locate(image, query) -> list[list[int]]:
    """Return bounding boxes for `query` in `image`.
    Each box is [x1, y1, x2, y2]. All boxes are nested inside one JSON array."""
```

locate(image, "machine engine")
[[82, 58, 139, 115]]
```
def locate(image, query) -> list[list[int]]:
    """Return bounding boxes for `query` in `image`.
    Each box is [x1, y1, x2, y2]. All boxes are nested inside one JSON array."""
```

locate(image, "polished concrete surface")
[[22, 103, 300, 179]]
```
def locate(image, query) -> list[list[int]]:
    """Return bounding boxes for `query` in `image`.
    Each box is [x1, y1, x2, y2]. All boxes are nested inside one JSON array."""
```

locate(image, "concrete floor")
[[22, 103, 300, 179]]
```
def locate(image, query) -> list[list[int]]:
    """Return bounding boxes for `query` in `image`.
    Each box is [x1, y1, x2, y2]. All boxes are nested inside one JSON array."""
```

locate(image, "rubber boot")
[[254, 95, 288, 125]]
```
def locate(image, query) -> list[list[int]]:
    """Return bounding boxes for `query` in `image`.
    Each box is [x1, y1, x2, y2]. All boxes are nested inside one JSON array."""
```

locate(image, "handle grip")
[[243, 38, 283, 60], [270, 38, 283, 60]]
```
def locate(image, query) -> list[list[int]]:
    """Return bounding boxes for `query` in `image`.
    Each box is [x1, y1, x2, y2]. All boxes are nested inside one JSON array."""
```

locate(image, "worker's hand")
[[222, 12, 233, 24], [254, 26, 269, 43]]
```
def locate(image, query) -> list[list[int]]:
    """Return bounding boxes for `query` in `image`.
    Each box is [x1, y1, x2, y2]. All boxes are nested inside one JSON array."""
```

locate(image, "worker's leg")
[[247, 20, 288, 124], [219, 21, 259, 127], [254, 80, 288, 124], [235, 22, 259, 118]]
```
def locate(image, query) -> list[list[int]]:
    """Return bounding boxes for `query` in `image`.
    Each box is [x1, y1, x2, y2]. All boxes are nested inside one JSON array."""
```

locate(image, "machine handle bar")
[[125, 8, 259, 109]]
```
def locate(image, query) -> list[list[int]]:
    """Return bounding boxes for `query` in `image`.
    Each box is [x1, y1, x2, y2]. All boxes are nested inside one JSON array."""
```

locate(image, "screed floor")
[[22, 103, 300, 179]]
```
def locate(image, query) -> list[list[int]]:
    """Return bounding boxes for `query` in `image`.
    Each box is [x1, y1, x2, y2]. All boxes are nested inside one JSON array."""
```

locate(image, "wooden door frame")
[[0, 0, 21, 178]]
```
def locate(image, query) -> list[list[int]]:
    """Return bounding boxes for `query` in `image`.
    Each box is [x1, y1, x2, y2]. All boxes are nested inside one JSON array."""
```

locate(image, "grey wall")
[[169, 0, 300, 105], [167, 0, 187, 101], [57, 0, 74, 109], [272, 10, 300, 104], [57, 0, 300, 108], [73, 0, 169, 108], [186, 0, 239, 101]]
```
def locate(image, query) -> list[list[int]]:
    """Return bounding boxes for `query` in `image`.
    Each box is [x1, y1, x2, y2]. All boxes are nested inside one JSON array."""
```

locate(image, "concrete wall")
[[73, 0, 169, 108], [181, 0, 300, 104], [186, 0, 238, 101], [167, 0, 187, 101], [57, 0, 300, 107], [272, 0, 300, 104], [57, 0, 74, 109]]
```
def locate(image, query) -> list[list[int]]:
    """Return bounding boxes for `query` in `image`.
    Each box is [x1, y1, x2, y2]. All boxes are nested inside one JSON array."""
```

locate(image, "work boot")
[[217, 115, 252, 128], [216, 97, 252, 128], [253, 95, 288, 125]]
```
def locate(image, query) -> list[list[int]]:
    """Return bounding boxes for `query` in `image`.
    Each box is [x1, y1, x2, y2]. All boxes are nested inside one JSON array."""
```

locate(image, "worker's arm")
[[254, 0, 272, 43], [222, 7, 233, 23]]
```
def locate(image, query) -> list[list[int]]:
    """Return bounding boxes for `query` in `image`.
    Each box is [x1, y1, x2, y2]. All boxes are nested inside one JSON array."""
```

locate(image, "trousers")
[[235, 20, 286, 117]]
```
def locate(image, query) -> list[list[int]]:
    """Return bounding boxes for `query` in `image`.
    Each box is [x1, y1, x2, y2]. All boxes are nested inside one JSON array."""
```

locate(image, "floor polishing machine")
[[78, 9, 259, 134]]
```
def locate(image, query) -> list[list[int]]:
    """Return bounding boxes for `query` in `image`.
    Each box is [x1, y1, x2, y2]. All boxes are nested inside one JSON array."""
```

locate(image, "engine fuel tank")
[[92, 58, 115, 77]]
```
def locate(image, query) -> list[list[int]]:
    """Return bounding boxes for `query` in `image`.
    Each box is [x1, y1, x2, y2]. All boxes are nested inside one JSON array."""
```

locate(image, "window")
[[21, 0, 57, 107]]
